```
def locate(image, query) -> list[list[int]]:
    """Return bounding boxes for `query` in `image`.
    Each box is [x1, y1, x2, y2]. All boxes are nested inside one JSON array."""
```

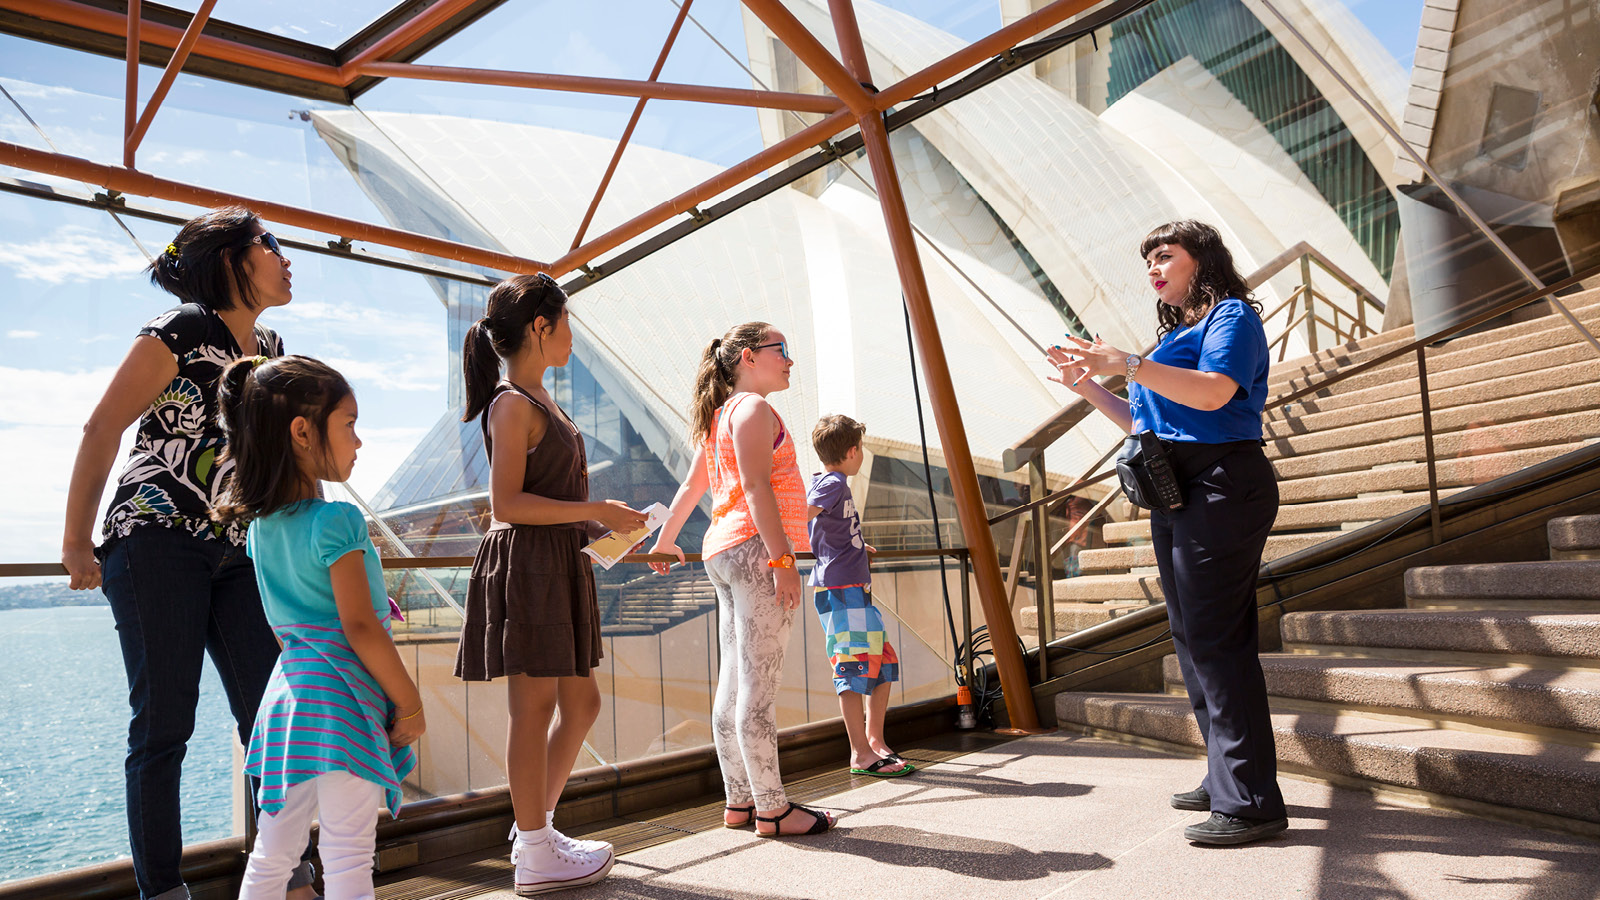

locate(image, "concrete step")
[[1161, 653, 1600, 737], [1267, 287, 1600, 393], [1053, 573, 1164, 604], [1077, 533, 1332, 573], [1267, 297, 1600, 409], [1550, 516, 1600, 560], [1405, 560, 1600, 608], [1264, 383, 1599, 459], [1099, 489, 1461, 546], [1054, 691, 1600, 825], [1018, 601, 1147, 635], [1279, 608, 1600, 660], [1275, 442, 1592, 505], [1266, 362, 1600, 449], [1269, 409, 1600, 479]]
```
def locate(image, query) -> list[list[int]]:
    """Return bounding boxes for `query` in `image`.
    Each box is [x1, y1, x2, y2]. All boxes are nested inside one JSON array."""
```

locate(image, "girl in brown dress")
[[456, 273, 647, 895]]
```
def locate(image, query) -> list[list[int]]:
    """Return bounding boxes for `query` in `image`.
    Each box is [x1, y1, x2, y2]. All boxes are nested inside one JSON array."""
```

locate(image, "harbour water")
[[0, 605, 234, 885]]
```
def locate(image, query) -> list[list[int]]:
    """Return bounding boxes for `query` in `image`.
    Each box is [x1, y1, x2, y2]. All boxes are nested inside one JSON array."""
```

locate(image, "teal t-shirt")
[[246, 499, 387, 627]]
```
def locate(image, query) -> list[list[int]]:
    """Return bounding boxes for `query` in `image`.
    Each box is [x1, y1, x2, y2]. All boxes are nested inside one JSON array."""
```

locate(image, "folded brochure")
[[581, 502, 669, 570]]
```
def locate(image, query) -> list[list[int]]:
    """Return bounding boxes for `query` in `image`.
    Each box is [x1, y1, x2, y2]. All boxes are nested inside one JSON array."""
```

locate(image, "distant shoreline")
[[0, 580, 108, 610]]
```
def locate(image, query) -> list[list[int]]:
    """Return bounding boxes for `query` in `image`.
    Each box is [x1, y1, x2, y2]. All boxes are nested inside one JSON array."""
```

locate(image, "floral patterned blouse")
[[101, 303, 284, 547]]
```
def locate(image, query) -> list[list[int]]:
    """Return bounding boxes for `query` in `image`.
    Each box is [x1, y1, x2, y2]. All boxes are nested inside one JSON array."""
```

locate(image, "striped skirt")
[[243, 620, 416, 817]]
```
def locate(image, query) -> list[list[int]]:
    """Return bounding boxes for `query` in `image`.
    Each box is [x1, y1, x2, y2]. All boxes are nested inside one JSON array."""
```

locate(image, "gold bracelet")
[[395, 706, 423, 721]]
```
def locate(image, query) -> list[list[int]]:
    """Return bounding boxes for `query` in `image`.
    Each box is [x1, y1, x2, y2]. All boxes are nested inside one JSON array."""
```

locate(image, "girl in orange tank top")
[[650, 322, 835, 837]]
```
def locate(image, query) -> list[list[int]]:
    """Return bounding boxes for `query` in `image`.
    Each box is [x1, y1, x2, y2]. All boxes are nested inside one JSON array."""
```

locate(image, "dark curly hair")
[[1140, 220, 1261, 339]]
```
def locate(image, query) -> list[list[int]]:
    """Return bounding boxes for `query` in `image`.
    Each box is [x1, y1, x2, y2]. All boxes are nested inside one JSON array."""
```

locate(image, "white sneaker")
[[509, 825, 613, 860], [512, 833, 615, 896]]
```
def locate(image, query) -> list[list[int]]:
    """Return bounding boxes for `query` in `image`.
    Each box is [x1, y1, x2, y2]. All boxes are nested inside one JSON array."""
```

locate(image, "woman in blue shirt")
[[1048, 220, 1287, 846]]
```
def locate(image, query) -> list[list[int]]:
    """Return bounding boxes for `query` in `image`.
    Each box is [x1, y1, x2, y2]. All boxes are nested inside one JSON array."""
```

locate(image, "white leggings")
[[705, 536, 797, 810], [239, 771, 383, 900]]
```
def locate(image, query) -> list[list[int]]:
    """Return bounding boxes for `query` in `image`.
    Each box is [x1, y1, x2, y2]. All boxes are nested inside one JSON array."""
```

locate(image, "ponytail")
[[459, 274, 568, 422], [146, 206, 264, 311], [461, 319, 502, 423], [212, 355, 353, 526], [688, 322, 770, 446]]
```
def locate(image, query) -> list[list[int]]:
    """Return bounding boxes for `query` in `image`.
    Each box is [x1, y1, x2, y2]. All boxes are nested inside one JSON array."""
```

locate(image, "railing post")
[[1416, 346, 1444, 545], [1028, 455, 1054, 680], [1301, 253, 1317, 354]]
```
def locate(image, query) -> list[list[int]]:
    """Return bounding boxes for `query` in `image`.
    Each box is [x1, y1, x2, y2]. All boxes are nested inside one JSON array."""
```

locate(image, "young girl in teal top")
[[212, 355, 424, 900]]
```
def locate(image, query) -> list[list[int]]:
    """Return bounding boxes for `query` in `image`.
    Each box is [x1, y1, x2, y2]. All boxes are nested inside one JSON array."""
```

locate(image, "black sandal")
[[723, 805, 755, 829], [755, 802, 836, 837]]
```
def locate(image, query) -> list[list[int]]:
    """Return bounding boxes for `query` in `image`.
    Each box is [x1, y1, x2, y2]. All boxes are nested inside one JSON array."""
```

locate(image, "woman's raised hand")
[[594, 499, 649, 534], [1048, 335, 1123, 389]]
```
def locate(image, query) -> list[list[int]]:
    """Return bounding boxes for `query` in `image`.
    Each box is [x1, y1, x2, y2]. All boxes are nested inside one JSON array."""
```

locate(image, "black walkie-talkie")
[[1139, 431, 1186, 511]]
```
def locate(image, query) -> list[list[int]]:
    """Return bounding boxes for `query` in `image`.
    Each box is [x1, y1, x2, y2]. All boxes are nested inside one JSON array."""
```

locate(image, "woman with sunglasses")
[[59, 207, 317, 900], [650, 323, 835, 837]]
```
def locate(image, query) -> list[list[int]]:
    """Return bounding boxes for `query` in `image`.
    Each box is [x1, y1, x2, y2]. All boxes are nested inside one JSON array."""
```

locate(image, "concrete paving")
[[446, 733, 1600, 900]]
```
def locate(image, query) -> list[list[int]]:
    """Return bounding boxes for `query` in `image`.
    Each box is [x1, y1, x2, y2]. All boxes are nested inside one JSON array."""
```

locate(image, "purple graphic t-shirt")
[[807, 471, 871, 587]]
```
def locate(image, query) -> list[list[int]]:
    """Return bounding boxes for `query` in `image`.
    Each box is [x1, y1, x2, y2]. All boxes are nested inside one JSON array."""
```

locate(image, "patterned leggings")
[[705, 536, 797, 810]]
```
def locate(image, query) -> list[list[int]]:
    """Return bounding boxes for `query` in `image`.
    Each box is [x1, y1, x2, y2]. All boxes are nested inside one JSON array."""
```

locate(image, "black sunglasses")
[[752, 340, 791, 362], [250, 232, 285, 259]]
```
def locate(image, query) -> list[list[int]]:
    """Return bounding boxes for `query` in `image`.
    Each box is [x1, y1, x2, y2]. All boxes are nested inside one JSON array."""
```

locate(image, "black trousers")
[[1151, 444, 1286, 820]]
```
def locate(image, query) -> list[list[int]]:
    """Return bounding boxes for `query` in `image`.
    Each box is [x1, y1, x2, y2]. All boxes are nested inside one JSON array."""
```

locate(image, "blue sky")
[[0, 0, 1426, 567]]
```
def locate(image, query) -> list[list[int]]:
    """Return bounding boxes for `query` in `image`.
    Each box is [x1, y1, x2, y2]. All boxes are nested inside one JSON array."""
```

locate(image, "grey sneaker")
[[1170, 785, 1210, 811], [1183, 812, 1288, 845]]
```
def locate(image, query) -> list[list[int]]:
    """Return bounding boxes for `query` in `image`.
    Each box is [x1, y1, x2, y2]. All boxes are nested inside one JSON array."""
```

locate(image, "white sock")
[[546, 809, 557, 830], [516, 825, 552, 845]]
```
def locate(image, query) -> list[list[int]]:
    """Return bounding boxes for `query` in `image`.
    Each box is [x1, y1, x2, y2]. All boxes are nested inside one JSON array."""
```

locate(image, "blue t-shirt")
[[247, 499, 388, 627], [806, 471, 871, 587], [1129, 298, 1269, 444]]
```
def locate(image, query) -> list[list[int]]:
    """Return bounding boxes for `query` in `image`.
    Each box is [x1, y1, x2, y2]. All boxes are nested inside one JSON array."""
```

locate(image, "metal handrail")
[[0, 547, 970, 578], [1270, 262, 1600, 411]]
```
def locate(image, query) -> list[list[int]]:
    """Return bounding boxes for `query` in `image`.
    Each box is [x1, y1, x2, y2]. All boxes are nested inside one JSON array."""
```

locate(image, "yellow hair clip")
[[165, 242, 180, 259]]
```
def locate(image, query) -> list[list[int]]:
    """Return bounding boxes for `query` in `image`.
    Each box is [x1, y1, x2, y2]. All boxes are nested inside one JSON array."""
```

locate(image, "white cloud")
[[273, 300, 439, 343], [6, 330, 40, 339], [0, 225, 149, 285], [0, 364, 118, 427], [344, 425, 431, 499], [322, 355, 442, 392]]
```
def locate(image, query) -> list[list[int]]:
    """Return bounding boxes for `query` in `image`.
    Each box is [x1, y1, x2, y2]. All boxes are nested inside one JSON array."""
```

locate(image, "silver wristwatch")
[[1125, 353, 1143, 383]]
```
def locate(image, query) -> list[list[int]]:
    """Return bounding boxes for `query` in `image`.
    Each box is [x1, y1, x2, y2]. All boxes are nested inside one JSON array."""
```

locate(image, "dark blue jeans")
[[101, 525, 310, 899], [1151, 445, 1286, 821]]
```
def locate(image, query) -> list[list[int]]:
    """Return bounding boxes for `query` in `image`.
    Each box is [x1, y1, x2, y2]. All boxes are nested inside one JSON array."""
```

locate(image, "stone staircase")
[[1024, 286, 1600, 636], [1056, 513, 1600, 832], [599, 568, 717, 636]]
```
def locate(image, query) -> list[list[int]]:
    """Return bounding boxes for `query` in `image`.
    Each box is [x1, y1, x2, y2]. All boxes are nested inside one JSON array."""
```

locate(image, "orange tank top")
[[700, 393, 810, 561]]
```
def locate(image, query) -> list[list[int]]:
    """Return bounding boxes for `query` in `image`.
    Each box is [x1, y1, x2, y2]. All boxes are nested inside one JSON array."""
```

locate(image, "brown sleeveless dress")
[[455, 381, 602, 680]]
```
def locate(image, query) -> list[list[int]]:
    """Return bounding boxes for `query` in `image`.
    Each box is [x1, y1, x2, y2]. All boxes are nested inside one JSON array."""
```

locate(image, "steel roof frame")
[[0, 0, 1132, 730]]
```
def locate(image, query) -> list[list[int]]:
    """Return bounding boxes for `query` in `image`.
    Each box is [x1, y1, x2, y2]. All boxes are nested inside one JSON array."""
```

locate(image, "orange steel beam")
[[547, 108, 851, 276], [121, 0, 138, 167], [875, 0, 1103, 109], [569, 0, 694, 252], [349, 61, 843, 113], [4, 0, 342, 85], [827, 0, 1043, 730], [125, 0, 216, 165], [740, 0, 874, 116], [339, 0, 481, 75], [0, 140, 547, 273]]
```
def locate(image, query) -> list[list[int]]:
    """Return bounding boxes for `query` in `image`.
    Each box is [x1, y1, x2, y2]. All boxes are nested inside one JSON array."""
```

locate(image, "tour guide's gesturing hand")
[[1047, 335, 1125, 389]]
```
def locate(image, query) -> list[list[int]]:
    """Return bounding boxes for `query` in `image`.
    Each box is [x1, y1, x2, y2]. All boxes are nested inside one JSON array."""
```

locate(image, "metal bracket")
[[688, 206, 711, 224], [327, 236, 353, 252], [579, 264, 601, 281], [94, 189, 125, 207]]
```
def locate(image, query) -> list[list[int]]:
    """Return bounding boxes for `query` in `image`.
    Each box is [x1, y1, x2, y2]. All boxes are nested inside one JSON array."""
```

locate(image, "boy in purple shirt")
[[807, 415, 913, 778]]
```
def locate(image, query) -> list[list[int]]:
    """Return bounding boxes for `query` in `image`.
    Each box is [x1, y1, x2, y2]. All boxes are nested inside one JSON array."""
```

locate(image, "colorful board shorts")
[[813, 584, 899, 696]]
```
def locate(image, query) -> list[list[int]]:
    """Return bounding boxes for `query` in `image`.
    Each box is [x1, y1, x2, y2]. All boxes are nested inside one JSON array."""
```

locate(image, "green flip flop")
[[850, 756, 916, 778]]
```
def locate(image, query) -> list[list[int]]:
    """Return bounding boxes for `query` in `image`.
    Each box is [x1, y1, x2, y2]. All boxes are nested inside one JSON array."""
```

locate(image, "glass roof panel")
[[159, 0, 407, 49]]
